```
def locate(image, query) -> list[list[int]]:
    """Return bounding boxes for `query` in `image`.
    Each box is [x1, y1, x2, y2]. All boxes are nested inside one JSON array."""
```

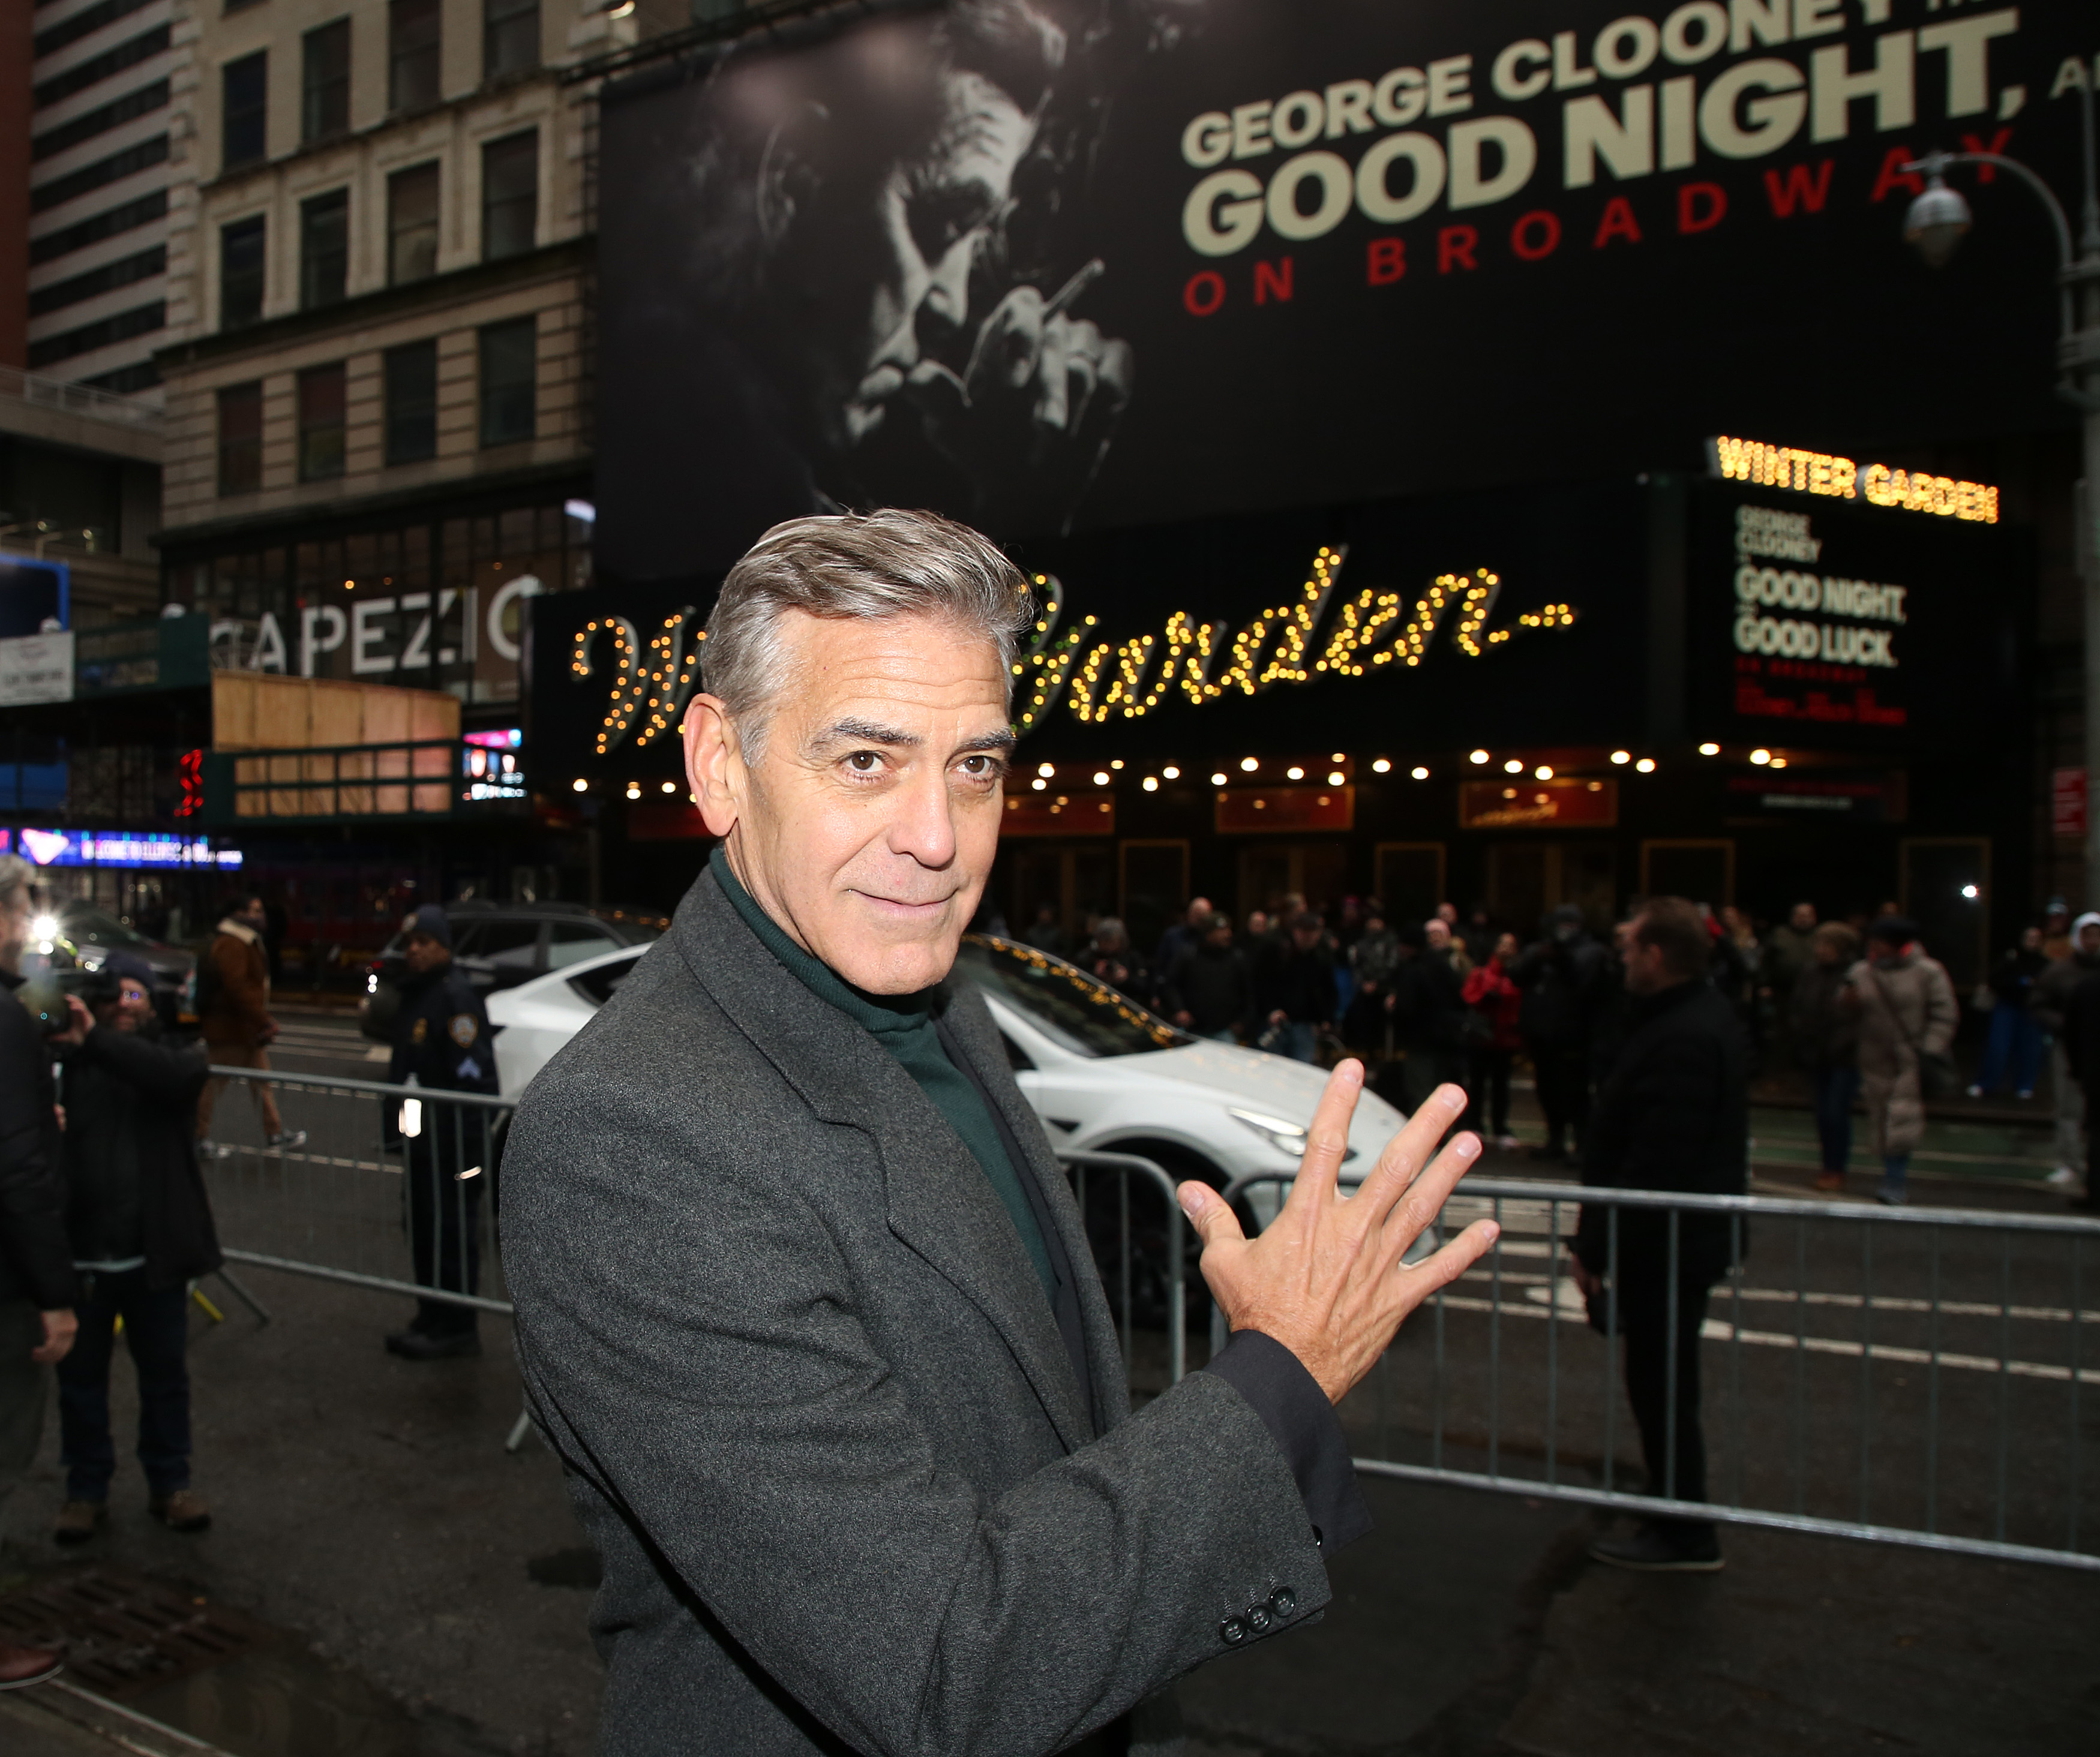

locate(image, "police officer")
[[385, 905, 496, 1360]]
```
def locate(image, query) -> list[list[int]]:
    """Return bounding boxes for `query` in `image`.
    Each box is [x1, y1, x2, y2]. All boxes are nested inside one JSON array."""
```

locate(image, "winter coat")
[[199, 917, 271, 1048], [0, 969, 77, 1310], [1576, 978, 1749, 1285], [1513, 931, 1608, 1047], [2033, 949, 2100, 1035], [1790, 960, 1859, 1070], [1460, 957, 1524, 1053], [1847, 951, 1958, 1157], [1387, 951, 1464, 1054], [59, 1022, 220, 1289], [2056, 970, 2100, 1089], [1348, 927, 1401, 993], [1254, 942, 1336, 1027], [1987, 944, 2048, 1008], [1160, 942, 1252, 1038]]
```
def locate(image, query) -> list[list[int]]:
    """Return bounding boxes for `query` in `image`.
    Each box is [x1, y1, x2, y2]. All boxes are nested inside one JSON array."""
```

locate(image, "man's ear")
[[683, 695, 744, 838]]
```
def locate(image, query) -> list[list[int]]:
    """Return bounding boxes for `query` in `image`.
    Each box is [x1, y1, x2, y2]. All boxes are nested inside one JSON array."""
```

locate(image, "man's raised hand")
[[1177, 1066, 1499, 1404]]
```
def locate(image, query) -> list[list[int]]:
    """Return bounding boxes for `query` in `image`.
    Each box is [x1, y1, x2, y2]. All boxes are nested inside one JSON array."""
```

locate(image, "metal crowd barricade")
[[1220, 1171, 2100, 1572], [197, 1072, 1189, 1384], [200, 1067, 516, 1316]]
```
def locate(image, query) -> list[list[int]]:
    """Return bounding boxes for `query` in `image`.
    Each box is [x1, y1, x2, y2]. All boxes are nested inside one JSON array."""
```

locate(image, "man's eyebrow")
[[810, 717, 922, 751], [956, 729, 1017, 756]]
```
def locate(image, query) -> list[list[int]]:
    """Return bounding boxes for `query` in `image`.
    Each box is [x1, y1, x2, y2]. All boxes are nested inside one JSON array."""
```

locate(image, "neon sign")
[[1709, 435, 1999, 525], [0, 828, 241, 869]]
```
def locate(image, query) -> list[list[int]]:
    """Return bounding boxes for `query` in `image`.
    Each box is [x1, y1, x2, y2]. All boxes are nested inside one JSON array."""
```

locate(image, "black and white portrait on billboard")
[[599, 1, 1201, 577]]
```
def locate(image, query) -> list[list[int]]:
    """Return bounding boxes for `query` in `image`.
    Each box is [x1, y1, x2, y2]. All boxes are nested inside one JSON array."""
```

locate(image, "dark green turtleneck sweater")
[[710, 850, 1057, 1301]]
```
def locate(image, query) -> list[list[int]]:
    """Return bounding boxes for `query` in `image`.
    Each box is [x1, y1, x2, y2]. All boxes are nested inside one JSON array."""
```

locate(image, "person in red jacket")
[[1462, 932, 1525, 1150]]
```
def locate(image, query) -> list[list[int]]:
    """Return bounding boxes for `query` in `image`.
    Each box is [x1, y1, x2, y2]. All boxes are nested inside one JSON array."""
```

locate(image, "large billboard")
[[596, 0, 2093, 580]]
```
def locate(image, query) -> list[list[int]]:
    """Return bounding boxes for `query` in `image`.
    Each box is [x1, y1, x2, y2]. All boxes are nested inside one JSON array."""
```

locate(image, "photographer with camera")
[[0, 854, 76, 1689], [47, 953, 220, 1543]]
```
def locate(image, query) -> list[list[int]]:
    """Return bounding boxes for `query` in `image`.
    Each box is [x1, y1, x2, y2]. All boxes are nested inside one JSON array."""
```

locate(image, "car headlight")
[[367, 973, 378, 994], [1228, 1108, 1355, 1162]]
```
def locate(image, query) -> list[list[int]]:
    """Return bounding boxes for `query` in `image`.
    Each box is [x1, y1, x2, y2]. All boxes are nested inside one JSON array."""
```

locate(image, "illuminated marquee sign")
[[0, 827, 242, 869], [1708, 436, 1999, 525], [564, 548, 1580, 754]]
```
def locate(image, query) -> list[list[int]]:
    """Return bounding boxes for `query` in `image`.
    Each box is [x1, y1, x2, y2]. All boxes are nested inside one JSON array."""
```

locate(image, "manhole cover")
[[0, 1568, 260, 1698]]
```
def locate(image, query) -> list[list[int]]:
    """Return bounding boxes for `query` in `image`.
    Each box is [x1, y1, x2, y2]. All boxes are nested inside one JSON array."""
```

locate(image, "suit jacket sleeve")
[[0, 1004, 77, 1309], [506, 1113, 1328, 1757]]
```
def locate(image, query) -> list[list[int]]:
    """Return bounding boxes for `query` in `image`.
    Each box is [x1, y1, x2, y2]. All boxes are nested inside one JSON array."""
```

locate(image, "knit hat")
[[101, 951, 158, 992], [406, 904, 452, 949]]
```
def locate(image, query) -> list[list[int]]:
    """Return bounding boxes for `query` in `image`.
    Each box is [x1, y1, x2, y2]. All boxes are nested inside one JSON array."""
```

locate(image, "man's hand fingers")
[[1350, 1083, 1467, 1232], [1393, 1217, 1501, 1318], [1283, 1059, 1363, 1216], [1177, 1180, 1247, 1254]]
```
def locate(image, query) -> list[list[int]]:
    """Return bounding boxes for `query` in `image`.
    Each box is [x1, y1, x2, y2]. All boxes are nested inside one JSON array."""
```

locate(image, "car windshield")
[[952, 937, 1189, 1059], [59, 903, 157, 950]]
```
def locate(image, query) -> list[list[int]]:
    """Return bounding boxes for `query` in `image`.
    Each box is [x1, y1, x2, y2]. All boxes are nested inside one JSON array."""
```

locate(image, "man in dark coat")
[[2050, 949, 2100, 1212], [502, 510, 1498, 1757], [0, 854, 76, 1688], [1384, 923, 1466, 1112], [1514, 904, 1609, 1160], [1572, 897, 1749, 1572], [1161, 911, 1252, 1041], [385, 905, 499, 1359], [50, 953, 218, 1542], [1254, 910, 1338, 1063]]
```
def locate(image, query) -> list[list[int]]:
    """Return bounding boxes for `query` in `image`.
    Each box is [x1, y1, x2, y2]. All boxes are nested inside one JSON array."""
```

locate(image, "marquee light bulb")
[[1636, 758, 1656, 773], [1610, 750, 1630, 765], [1093, 771, 1111, 785], [1031, 777, 1048, 791], [1287, 766, 1305, 780], [1162, 765, 1180, 779], [1210, 771, 1228, 785], [1330, 752, 1345, 762], [1411, 765, 1429, 780], [1750, 748, 1772, 765], [625, 783, 641, 800], [1698, 742, 1721, 756], [1240, 756, 1259, 772], [1327, 770, 1345, 785], [660, 780, 675, 794], [1037, 762, 1055, 777], [571, 778, 587, 792], [1503, 758, 1523, 774], [1372, 758, 1391, 774], [1110, 759, 1124, 770], [1469, 750, 1490, 765], [1769, 757, 1787, 770], [1142, 776, 1159, 792], [1535, 765, 1553, 780]]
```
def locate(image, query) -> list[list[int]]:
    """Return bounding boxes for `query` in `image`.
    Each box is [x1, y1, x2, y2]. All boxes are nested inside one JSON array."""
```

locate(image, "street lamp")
[[1900, 70, 2100, 891]]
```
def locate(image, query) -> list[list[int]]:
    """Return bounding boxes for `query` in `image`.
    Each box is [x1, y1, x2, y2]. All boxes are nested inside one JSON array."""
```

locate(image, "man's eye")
[[846, 752, 881, 773]]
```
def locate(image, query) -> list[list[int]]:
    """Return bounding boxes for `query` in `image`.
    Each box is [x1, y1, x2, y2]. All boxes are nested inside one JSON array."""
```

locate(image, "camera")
[[19, 962, 120, 1034]]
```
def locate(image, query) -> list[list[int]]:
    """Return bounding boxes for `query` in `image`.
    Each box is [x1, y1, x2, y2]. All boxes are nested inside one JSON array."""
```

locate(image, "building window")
[[479, 317, 535, 446], [301, 20, 352, 145], [483, 0, 539, 82], [385, 341, 439, 465], [218, 382, 263, 495], [221, 52, 267, 172], [480, 130, 537, 262], [219, 215, 266, 328], [299, 364, 347, 481], [388, 161, 440, 285], [389, 0, 442, 113], [299, 188, 349, 310]]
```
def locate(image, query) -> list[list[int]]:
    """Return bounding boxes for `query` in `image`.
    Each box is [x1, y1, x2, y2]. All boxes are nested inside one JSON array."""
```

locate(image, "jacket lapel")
[[936, 986, 1130, 1435], [674, 876, 1095, 1452]]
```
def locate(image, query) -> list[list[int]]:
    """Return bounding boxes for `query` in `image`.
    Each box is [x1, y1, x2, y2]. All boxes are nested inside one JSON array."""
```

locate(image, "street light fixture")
[[1900, 75, 2100, 889]]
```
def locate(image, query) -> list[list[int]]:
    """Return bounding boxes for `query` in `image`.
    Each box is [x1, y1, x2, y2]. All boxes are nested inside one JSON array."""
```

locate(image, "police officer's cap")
[[407, 904, 452, 949]]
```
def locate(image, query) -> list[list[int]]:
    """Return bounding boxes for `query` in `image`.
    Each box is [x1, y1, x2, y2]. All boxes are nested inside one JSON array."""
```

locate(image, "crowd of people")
[[1015, 888, 2095, 1212]]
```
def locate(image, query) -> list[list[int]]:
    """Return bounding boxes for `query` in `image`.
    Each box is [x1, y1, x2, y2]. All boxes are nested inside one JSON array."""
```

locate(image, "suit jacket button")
[[1245, 1604, 1273, 1634], [1269, 1587, 1296, 1617], [1219, 1617, 1248, 1645]]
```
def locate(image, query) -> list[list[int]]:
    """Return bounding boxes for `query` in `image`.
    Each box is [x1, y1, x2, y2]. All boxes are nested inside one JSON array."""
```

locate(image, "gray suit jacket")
[[503, 870, 1329, 1756]]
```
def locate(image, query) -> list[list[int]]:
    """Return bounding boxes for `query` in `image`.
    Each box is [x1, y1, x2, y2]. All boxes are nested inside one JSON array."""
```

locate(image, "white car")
[[488, 936, 1409, 1208]]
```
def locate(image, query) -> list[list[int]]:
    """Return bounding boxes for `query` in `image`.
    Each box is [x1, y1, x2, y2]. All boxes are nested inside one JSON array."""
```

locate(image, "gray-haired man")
[[503, 510, 1497, 1756]]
